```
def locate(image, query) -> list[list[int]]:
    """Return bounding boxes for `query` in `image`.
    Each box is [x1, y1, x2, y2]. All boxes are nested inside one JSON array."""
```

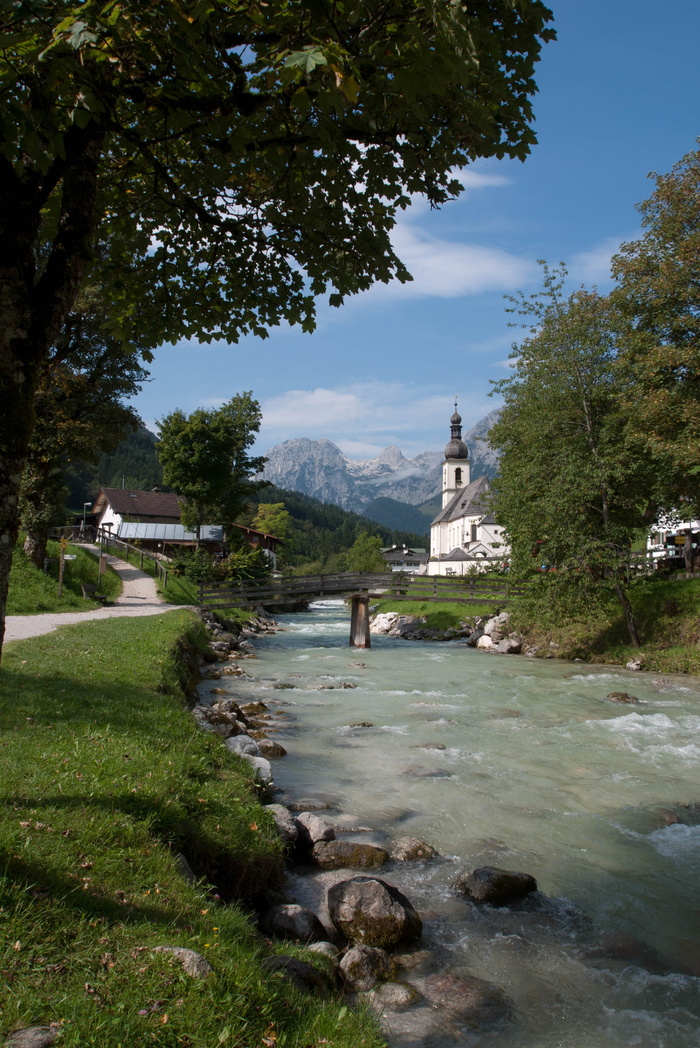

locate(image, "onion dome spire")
[[444, 397, 468, 460]]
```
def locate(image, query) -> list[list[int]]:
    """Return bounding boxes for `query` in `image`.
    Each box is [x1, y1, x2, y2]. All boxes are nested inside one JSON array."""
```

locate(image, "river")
[[216, 600, 700, 1047]]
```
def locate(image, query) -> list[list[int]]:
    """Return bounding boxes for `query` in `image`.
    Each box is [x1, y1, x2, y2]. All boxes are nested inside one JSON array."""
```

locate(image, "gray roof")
[[431, 474, 492, 526], [117, 522, 224, 543]]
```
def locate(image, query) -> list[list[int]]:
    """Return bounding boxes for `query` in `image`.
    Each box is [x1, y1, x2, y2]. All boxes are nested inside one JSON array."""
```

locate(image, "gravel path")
[[4, 546, 189, 643]]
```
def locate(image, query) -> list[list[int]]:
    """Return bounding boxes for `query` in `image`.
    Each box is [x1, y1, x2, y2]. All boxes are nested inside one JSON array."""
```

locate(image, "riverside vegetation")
[[0, 612, 385, 1048]]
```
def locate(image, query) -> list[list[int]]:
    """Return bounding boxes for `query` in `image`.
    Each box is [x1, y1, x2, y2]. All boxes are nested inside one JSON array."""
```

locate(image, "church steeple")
[[441, 398, 469, 507]]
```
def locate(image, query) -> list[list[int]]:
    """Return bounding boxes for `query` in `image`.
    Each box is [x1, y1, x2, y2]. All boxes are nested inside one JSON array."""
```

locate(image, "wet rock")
[[296, 812, 336, 846], [327, 876, 422, 948], [626, 658, 643, 671], [257, 739, 288, 759], [4, 1029, 61, 1048], [454, 866, 537, 906], [390, 837, 437, 862], [465, 628, 484, 646], [272, 682, 296, 690], [312, 840, 389, 870], [496, 636, 522, 654], [265, 804, 299, 845], [192, 704, 243, 738], [347, 721, 374, 728], [153, 946, 213, 978], [339, 945, 391, 991], [286, 798, 336, 812], [242, 754, 273, 783], [224, 734, 261, 757], [476, 634, 494, 650], [261, 904, 328, 943], [262, 956, 329, 994], [422, 972, 511, 1029], [365, 981, 420, 1012], [414, 742, 446, 750], [605, 691, 640, 704]]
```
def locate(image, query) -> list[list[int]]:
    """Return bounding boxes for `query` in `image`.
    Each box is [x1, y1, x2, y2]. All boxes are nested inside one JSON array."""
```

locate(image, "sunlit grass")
[[8, 541, 121, 615], [0, 614, 384, 1048]]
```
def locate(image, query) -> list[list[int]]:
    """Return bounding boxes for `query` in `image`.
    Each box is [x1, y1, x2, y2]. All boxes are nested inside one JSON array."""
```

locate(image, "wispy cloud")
[[258, 382, 498, 458], [568, 235, 631, 285]]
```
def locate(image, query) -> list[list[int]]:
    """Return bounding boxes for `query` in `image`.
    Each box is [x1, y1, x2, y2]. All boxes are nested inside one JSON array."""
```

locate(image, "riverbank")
[[372, 574, 700, 675], [0, 612, 384, 1048]]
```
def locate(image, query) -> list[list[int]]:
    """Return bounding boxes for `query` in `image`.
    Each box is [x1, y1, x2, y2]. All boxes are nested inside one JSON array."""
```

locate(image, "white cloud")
[[568, 236, 626, 285], [258, 382, 498, 458]]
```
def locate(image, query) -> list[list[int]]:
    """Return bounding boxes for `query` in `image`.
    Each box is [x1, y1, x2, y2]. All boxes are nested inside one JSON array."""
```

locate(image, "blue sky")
[[134, 0, 700, 461]]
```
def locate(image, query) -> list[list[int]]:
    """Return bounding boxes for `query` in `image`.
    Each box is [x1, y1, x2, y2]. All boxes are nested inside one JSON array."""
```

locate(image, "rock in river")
[[327, 876, 422, 948], [454, 865, 537, 906]]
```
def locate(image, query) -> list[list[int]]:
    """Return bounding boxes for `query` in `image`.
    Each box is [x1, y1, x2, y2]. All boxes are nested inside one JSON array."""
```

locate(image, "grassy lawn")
[[0, 613, 383, 1048], [371, 598, 503, 631], [509, 575, 700, 673], [8, 541, 121, 615]]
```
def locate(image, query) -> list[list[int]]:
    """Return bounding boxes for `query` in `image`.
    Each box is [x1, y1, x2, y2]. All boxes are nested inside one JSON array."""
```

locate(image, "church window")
[[455, 467, 462, 486], [471, 523, 478, 542]]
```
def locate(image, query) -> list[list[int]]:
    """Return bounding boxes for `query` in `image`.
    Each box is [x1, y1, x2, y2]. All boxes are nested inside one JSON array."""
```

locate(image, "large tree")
[[0, 0, 554, 653], [489, 267, 663, 646], [157, 393, 266, 540], [20, 292, 149, 568], [612, 144, 700, 515]]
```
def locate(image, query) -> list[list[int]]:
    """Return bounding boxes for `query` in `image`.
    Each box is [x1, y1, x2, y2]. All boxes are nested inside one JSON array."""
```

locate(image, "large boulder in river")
[[327, 876, 422, 948], [454, 866, 537, 906], [312, 840, 389, 870]]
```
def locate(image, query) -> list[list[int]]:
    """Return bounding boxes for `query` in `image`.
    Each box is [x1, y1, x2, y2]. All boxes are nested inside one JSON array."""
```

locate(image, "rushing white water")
[[215, 600, 700, 1047]]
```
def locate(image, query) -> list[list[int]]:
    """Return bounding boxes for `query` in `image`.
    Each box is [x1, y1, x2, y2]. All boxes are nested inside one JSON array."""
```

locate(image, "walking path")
[[4, 546, 189, 643]]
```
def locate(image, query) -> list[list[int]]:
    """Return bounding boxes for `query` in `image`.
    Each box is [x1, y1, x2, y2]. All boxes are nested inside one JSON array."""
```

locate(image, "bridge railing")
[[197, 571, 527, 611]]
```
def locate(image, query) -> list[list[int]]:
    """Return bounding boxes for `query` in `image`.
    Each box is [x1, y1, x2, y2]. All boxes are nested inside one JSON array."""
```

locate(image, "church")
[[427, 405, 508, 575]]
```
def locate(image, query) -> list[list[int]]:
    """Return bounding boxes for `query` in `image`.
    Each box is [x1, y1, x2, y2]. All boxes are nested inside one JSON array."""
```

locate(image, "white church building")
[[428, 405, 508, 575]]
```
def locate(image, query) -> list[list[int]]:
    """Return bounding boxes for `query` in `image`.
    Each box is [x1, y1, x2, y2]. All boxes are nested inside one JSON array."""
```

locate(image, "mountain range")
[[261, 409, 501, 525]]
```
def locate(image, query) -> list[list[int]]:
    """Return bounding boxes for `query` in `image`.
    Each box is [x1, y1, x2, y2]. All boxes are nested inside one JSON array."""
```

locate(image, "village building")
[[380, 544, 429, 573], [92, 487, 281, 565], [428, 406, 508, 575]]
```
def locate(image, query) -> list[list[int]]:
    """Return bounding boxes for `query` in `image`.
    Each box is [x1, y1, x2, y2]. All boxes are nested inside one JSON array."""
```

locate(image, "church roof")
[[431, 474, 492, 526]]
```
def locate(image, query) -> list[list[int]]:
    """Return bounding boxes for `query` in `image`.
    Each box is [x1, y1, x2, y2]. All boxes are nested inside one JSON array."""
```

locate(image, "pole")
[[57, 539, 67, 597], [349, 594, 371, 648]]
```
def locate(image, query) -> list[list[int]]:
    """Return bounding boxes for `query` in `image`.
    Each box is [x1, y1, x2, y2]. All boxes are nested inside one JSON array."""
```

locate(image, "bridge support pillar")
[[349, 595, 371, 648]]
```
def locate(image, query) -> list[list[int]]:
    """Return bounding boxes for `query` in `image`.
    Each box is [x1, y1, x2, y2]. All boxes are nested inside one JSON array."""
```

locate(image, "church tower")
[[441, 400, 469, 508]]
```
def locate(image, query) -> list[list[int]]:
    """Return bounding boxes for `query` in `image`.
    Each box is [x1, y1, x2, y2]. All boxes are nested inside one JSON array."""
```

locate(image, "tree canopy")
[[157, 393, 265, 538], [612, 144, 700, 512], [20, 291, 148, 567], [488, 267, 663, 645], [0, 0, 554, 653]]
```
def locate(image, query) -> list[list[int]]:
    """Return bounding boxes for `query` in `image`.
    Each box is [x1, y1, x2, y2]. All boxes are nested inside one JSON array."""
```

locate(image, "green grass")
[[508, 575, 700, 673], [371, 599, 499, 631], [0, 614, 384, 1048], [8, 541, 121, 614]]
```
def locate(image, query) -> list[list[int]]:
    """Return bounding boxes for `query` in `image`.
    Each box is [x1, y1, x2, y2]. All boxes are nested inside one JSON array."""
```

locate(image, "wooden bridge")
[[197, 572, 526, 648]]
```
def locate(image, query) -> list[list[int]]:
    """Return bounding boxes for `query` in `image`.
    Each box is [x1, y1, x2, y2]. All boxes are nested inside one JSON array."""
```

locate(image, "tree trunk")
[[614, 583, 641, 648], [23, 528, 49, 570], [0, 355, 41, 653]]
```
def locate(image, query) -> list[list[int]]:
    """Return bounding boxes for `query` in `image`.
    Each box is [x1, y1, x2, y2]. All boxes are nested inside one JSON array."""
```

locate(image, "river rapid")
[[219, 600, 700, 1047]]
